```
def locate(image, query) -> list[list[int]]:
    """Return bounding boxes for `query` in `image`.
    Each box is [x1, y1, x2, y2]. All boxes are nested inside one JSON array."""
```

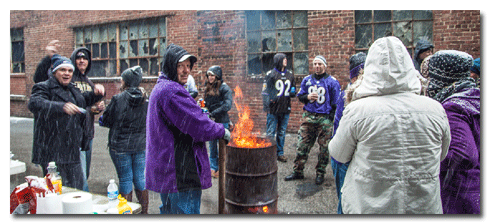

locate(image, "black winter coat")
[[412, 39, 434, 72], [99, 87, 148, 152], [204, 82, 233, 124], [28, 77, 103, 166]]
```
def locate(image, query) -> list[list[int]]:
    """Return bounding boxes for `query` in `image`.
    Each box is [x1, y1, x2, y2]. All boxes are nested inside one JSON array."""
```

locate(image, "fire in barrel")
[[224, 86, 278, 214]]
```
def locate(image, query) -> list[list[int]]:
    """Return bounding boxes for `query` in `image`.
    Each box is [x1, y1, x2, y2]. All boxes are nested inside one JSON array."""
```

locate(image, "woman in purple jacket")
[[146, 44, 230, 214], [427, 50, 480, 214]]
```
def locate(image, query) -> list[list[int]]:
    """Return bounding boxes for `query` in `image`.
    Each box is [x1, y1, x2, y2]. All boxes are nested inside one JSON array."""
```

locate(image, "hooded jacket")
[[146, 44, 224, 194], [68, 48, 101, 149], [28, 76, 103, 166], [204, 66, 233, 123], [99, 87, 147, 153], [262, 53, 296, 114], [412, 39, 434, 72], [328, 36, 451, 214]]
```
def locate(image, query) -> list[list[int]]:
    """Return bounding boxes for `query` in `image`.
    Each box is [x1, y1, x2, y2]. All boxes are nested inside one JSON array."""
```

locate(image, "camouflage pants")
[[292, 111, 333, 176]]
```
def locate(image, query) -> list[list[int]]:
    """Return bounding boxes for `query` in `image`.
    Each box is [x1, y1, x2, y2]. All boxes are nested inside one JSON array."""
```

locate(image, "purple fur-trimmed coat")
[[439, 87, 480, 214]]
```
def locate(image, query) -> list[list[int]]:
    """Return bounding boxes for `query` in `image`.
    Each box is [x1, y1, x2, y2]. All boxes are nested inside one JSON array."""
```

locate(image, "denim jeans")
[[80, 140, 92, 192], [331, 158, 350, 214], [109, 149, 146, 194], [266, 113, 289, 156], [209, 123, 229, 172], [159, 190, 202, 214]]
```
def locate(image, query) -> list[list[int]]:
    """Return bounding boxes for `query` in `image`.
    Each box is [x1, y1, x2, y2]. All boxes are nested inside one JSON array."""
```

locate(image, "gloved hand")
[[222, 128, 231, 144]]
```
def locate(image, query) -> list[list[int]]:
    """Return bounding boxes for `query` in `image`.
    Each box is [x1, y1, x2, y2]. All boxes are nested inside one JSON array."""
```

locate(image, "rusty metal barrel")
[[224, 137, 278, 214]]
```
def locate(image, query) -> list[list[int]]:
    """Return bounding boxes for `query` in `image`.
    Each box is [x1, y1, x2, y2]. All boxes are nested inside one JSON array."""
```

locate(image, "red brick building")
[[10, 10, 481, 133]]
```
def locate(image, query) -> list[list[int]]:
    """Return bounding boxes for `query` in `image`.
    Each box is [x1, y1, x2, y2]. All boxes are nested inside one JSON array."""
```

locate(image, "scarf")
[[427, 77, 477, 102]]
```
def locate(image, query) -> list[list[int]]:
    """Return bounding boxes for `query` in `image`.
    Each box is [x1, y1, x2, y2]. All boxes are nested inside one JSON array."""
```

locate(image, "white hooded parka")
[[328, 36, 451, 214]]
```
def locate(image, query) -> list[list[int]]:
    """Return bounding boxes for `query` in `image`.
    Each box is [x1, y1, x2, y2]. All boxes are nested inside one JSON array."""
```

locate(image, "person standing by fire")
[[204, 65, 233, 178], [262, 53, 296, 163], [284, 55, 340, 185], [146, 44, 230, 214]]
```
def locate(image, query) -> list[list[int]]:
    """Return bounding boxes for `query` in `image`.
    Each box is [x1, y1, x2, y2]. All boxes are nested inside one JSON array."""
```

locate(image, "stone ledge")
[[10, 94, 27, 101]]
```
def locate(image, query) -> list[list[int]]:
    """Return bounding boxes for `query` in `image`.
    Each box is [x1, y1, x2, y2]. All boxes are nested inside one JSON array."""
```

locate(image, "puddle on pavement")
[[295, 182, 323, 199]]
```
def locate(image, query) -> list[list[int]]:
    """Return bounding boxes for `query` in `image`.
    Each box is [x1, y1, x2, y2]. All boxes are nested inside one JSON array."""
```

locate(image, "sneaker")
[[284, 172, 304, 181], [277, 155, 288, 163]]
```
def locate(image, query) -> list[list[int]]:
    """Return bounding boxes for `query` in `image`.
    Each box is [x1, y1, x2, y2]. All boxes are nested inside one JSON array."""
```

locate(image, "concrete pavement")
[[9, 116, 338, 214]]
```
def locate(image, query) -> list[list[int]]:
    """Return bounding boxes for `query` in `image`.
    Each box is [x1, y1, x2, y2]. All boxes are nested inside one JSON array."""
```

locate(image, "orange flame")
[[231, 86, 271, 148], [262, 206, 269, 213]]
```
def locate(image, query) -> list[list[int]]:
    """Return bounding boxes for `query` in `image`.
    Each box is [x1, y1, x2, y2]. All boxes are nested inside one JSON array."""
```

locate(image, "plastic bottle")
[[116, 194, 133, 214], [45, 161, 62, 194], [107, 179, 118, 208]]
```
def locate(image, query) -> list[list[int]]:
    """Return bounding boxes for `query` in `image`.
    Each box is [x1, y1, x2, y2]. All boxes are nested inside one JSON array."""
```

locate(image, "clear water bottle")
[[46, 161, 62, 194], [107, 179, 118, 208]]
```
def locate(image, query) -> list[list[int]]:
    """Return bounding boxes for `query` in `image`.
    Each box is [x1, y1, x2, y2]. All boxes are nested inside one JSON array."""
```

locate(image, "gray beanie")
[[121, 66, 143, 87]]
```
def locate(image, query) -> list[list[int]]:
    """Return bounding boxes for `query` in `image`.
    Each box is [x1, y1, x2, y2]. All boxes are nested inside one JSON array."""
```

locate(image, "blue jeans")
[[209, 123, 229, 172], [159, 190, 202, 214], [266, 113, 289, 156], [331, 158, 350, 214], [79, 140, 92, 192], [109, 149, 146, 194]]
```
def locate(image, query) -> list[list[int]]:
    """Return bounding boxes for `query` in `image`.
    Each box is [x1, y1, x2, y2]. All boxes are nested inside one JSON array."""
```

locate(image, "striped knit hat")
[[314, 55, 327, 67], [51, 54, 74, 73]]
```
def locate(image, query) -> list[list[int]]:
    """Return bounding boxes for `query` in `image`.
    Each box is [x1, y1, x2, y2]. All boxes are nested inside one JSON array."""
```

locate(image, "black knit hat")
[[426, 50, 473, 99], [121, 66, 143, 87], [349, 52, 367, 71], [349, 52, 366, 79], [428, 50, 473, 87]]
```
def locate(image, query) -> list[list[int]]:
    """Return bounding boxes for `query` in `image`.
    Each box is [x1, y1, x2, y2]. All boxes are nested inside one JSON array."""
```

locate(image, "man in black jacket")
[[28, 55, 104, 190], [262, 53, 296, 163], [33, 40, 105, 191]]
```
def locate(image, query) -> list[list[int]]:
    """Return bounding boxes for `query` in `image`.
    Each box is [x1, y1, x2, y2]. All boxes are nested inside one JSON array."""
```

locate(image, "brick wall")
[[10, 10, 481, 133], [433, 10, 481, 57]]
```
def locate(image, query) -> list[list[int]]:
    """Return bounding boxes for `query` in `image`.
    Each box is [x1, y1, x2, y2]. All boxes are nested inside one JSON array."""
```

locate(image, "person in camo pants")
[[284, 55, 340, 185]]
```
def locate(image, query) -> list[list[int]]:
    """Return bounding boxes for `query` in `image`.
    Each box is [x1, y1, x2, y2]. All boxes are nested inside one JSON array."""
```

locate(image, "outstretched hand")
[[46, 40, 60, 58]]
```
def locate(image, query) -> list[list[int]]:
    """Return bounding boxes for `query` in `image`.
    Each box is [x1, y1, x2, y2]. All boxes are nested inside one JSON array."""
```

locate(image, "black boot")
[[284, 172, 304, 181], [315, 175, 324, 185]]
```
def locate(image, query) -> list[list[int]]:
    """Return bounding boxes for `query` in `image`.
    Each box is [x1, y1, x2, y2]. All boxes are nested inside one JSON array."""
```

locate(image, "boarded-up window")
[[74, 17, 166, 77], [10, 28, 25, 74], [246, 10, 308, 76], [355, 10, 433, 56]]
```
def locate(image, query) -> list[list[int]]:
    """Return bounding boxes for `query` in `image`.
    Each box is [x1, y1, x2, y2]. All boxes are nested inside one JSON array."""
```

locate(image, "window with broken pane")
[[74, 17, 167, 77], [10, 28, 25, 73], [354, 10, 433, 56], [246, 10, 309, 76]]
